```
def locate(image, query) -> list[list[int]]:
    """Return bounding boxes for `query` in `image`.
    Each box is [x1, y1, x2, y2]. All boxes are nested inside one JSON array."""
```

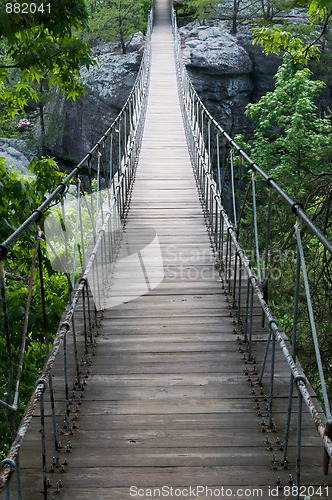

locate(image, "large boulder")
[[45, 41, 143, 164], [179, 22, 280, 135], [181, 24, 253, 74]]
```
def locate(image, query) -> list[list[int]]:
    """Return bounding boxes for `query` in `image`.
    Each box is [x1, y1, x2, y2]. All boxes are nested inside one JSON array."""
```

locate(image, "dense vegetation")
[[86, 0, 152, 49], [0, 0, 93, 458], [0, 157, 68, 455], [239, 56, 332, 402]]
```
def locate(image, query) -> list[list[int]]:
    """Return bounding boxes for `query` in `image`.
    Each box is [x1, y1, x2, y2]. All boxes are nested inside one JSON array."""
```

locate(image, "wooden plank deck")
[[8, 0, 332, 498]]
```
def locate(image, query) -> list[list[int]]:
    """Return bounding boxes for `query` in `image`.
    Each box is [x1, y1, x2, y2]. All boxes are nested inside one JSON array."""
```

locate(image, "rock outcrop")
[[45, 38, 144, 164], [44, 25, 279, 163], [179, 21, 281, 136], [0, 138, 36, 175]]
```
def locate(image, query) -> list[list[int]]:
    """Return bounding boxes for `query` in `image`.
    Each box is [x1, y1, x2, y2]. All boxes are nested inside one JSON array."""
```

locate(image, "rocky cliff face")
[[43, 25, 279, 164], [179, 21, 281, 136], [45, 37, 143, 164]]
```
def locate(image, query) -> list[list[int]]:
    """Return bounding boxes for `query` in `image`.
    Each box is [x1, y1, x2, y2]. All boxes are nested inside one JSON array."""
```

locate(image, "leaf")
[[8, 305, 25, 324], [0, 217, 14, 235], [11, 180, 26, 198]]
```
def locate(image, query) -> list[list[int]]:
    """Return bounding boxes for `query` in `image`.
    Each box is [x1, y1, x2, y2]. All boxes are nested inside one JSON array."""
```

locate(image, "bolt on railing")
[[0, 7, 154, 498], [172, 5, 332, 492]]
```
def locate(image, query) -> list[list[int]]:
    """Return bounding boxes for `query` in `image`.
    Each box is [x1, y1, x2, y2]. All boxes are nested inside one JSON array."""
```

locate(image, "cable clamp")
[[35, 378, 48, 392], [268, 319, 279, 331], [60, 320, 71, 333], [0, 459, 16, 472], [294, 374, 307, 386], [33, 209, 43, 223]]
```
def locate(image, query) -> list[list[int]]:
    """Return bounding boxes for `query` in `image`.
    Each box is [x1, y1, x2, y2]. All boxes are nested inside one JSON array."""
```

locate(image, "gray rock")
[[237, 31, 281, 97], [181, 24, 253, 74], [178, 21, 284, 135], [126, 32, 145, 53], [180, 22, 258, 135], [93, 32, 145, 56], [178, 11, 332, 136], [0, 138, 36, 175], [44, 43, 143, 164]]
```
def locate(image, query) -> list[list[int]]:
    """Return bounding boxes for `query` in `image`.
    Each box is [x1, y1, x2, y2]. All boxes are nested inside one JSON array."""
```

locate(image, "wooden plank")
[[26, 411, 323, 433], [49, 380, 305, 401], [39, 398, 318, 417], [19, 445, 326, 468], [14, 466, 331, 491], [22, 427, 324, 450]]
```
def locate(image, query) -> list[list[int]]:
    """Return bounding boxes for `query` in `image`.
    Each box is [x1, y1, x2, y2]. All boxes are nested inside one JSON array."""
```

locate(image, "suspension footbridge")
[[0, 1, 332, 499]]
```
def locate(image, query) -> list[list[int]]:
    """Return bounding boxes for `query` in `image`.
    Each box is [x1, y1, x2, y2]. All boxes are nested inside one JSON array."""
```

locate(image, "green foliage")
[[296, 0, 332, 22], [177, 0, 332, 39], [0, 0, 93, 119], [0, 157, 69, 458], [178, 0, 218, 24], [241, 45, 332, 405], [0, 157, 65, 237], [252, 26, 320, 63], [0, 104, 21, 138], [251, 0, 332, 64], [245, 58, 332, 198], [86, 0, 151, 49]]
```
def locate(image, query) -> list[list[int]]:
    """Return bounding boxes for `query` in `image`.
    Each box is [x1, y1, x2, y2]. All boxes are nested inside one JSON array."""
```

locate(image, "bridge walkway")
[[15, 0, 330, 498]]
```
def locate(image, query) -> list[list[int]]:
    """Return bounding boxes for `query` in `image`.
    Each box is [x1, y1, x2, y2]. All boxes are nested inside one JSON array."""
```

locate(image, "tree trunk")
[[39, 103, 46, 156], [231, 0, 239, 35]]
